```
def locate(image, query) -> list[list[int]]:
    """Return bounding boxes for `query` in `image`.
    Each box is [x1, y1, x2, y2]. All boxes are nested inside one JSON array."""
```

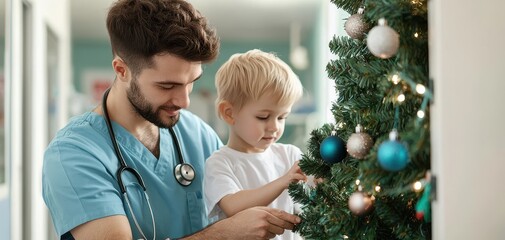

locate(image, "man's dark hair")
[[106, 0, 220, 75]]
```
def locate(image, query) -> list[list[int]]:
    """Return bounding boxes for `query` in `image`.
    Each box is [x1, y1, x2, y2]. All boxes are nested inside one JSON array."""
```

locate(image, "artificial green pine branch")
[[291, 0, 431, 238], [329, 36, 369, 58], [330, 0, 364, 15]]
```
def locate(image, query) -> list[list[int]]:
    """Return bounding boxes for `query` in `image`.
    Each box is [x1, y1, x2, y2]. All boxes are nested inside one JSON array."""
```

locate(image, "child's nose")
[[267, 120, 280, 132]]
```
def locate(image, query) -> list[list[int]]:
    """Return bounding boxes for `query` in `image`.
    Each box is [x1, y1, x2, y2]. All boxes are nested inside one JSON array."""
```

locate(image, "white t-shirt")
[[204, 143, 303, 240]]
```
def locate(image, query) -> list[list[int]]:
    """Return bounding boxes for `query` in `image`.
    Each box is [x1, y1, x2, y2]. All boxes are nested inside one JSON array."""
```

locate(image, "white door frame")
[[5, 0, 24, 239], [5, 0, 70, 239], [430, 0, 505, 239]]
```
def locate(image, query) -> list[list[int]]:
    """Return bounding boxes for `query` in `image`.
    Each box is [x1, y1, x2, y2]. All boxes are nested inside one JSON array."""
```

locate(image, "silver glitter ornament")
[[347, 124, 373, 159], [367, 18, 400, 59], [344, 8, 369, 40]]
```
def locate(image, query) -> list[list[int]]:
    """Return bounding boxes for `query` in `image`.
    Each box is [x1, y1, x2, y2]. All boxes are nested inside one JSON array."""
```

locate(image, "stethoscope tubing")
[[102, 88, 155, 239], [102, 88, 148, 193], [101, 87, 196, 239]]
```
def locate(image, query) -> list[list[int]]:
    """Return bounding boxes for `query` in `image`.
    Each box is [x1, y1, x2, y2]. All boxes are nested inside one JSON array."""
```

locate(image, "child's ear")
[[218, 101, 235, 125]]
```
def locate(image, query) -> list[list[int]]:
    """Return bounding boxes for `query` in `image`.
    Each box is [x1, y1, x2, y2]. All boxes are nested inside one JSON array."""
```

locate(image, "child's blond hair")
[[215, 49, 303, 118]]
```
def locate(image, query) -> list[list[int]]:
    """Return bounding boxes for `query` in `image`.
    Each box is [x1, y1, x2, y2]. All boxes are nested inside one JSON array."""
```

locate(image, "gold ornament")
[[344, 8, 369, 40]]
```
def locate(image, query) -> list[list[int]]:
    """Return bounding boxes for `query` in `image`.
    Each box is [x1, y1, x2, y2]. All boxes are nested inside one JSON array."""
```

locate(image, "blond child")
[[204, 49, 306, 240]]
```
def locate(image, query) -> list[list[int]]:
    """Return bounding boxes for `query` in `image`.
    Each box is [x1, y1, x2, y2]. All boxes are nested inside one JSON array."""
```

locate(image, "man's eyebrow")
[[158, 73, 203, 85], [192, 73, 203, 82]]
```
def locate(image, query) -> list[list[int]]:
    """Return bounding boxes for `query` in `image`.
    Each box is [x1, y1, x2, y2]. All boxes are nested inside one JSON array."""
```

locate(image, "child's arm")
[[218, 161, 306, 217]]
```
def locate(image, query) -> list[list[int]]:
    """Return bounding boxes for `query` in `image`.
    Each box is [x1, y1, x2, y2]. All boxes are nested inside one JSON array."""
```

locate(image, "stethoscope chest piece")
[[174, 163, 195, 186]]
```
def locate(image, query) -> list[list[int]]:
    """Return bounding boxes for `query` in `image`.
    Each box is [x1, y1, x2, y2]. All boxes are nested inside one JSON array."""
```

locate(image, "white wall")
[[5, 0, 25, 239], [430, 0, 505, 239], [4, 0, 71, 239], [317, 1, 346, 125]]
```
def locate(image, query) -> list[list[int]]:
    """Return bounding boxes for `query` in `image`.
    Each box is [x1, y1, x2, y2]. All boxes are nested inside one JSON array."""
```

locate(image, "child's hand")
[[281, 161, 307, 188], [304, 175, 325, 188]]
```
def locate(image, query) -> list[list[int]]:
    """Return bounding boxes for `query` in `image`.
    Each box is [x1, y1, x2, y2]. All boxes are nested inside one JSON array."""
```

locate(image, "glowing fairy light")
[[416, 84, 426, 94], [417, 110, 425, 118], [392, 74, 401, 84], [413, 181, 423, 192], [397, 94, 406, 102]]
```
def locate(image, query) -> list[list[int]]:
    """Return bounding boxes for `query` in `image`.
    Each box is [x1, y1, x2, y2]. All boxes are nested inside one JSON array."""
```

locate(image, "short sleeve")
[[203, 155, 240, 219], [42, 138, 125, 236], [289, 144, 304, 165]]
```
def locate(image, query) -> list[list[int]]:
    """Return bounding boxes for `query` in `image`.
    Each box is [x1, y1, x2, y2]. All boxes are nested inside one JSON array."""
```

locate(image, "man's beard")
[[126, 77, 180, 128]]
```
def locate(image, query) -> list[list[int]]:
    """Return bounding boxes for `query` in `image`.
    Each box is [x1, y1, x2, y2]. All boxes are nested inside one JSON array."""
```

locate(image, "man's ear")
[[218, 101, 235, 125], [112, 57, 130, 82]]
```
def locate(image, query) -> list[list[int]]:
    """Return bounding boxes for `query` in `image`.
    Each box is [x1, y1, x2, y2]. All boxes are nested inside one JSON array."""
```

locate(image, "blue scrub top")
[[42, 110, 223, 239]]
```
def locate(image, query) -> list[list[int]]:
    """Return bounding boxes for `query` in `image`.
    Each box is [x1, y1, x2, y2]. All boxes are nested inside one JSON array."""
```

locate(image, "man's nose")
[[173, 86, 191, 109]]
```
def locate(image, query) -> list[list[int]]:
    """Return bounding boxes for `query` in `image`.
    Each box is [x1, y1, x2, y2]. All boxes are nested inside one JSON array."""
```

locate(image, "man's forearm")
[[178, 220, 229, 240]]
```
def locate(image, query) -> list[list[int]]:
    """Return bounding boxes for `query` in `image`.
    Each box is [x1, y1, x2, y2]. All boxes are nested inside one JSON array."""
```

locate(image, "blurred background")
[[69, 0, 334, 147]]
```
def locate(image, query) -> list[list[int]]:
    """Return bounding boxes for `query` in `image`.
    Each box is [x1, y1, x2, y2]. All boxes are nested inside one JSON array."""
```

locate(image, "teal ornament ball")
[[320, 135, 347, 164], [377, 140, 409, 171]]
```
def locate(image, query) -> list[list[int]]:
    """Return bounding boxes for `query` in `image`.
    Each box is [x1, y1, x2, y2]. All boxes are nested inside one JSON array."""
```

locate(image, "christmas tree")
[[289, 0, 431, 239]]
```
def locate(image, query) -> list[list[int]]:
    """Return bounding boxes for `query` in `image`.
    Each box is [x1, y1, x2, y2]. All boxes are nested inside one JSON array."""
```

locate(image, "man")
[[42, 0, 300, 239]]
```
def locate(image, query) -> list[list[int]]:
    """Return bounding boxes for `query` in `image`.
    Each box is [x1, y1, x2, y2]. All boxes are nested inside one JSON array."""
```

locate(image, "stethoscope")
[[101, 88, 196, 240]]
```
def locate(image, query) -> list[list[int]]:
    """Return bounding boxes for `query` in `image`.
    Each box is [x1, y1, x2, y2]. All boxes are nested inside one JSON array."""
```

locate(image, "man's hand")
[[219, 206, 301, 239], [183, 206, 301, 240]]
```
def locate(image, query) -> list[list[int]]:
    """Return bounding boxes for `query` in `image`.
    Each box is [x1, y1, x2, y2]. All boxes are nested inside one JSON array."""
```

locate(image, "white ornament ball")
[[367, 18, 400, 59], [347, 133, 373, 159], [348, 192, 374, 215]]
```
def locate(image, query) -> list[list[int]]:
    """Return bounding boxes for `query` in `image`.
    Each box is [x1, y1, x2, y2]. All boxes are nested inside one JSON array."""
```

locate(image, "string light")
[[416, 84, 426, 94], [355, 179, 361, 185], [413, 181, 423, 192], [360, 179, 429, 196], [414, 32, 419, 38], [391, 74, 401, 84], [397, 94, 406, 102], [417, 110, 425, 118]]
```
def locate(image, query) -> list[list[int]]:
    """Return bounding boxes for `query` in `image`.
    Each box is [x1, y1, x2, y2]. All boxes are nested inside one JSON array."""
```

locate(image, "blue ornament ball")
[[320, 135, 347, 164], [377, 140, 409, 171]]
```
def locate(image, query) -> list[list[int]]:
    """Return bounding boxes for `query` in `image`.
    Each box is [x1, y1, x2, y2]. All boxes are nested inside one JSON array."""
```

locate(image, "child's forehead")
[[242, 96, 293, 111]]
